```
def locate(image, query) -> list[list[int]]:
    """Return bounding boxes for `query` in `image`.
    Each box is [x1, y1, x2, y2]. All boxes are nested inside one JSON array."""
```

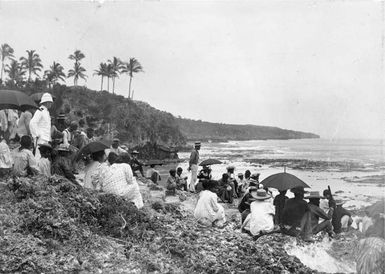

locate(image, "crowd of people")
[[187, 142, 354, 241]]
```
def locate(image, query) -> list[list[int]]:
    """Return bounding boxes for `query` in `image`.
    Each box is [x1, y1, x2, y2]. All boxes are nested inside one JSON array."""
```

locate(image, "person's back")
[[332, 204, 352, 233], [12, 136, 38, 177], [52, 154, 75, 180], [273, 191, 288, 225], [282, 196, 309, 227]]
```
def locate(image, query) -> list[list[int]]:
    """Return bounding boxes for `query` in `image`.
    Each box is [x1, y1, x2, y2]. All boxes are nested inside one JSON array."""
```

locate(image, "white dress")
[[194, 190, 226, 223], [243, 199, 275, 235]]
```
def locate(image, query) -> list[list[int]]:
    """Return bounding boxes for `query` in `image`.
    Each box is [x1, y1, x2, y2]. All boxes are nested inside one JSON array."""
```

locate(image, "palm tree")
[[108, 57, 124, 94], [5, 60, 25, 86], [20, 50, 43, 82], [93, 62, 108, 91], [0, 43, 15, 83], [44, 61, 66, 87], [105, 63, 116, 93], [122, 57, 143, 99], [68, 62, 87, 86], [68, 50, 85, 65]]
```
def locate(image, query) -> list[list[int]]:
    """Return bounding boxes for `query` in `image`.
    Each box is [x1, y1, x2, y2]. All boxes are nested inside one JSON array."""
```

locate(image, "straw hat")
[[57, 144, 70, 152], [40, 93, 53, 104], [335, 199, 345, 206], [250, 189, 271, 200], [194, 141, 201, 146], [305, 191, 324, 199]]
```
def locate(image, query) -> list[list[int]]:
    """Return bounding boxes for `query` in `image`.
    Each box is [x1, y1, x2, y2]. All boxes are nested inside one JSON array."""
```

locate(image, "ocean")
[[178, 138, 385, 208]]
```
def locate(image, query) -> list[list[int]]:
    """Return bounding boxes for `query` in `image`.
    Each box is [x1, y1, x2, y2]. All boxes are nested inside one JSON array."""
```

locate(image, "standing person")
[[176, 167, 188, 191], [6, 109, 19, 140], [29, 93, 53, 158], [194, 180, 226, 227], [0, 133, 13, 176], [0, 110, 7, 137], [273, 190, 288, 226], [16, 109, 33, 138], [12, 135, 39, 177], [130, 150, 145, 177], [188, 141, 200, 192], [62, 121, 78, 148]]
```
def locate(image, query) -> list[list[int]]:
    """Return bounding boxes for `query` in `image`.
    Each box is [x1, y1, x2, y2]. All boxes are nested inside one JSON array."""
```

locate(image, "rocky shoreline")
[[0, 175, 315, 273]]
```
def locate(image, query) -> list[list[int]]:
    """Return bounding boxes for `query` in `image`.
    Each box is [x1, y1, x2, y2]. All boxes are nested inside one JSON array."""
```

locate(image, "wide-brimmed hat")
[[38, 143, 52, 150], [57, 144, 70, 152], [305, 191, 324, 199], [335, 199, 345, 206], [40, 93, 53, 104], [194, 141, 201, 146], [250, 189, 271, 200], [112, 138, 120, 142]]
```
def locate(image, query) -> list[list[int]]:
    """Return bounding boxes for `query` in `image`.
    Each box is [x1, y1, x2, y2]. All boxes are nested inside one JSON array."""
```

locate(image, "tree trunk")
[[28, 70, 32, 82], [128, 76, 132, 99], [112, 77, 115, 94], [107, 77, 110, 92], [100, 76, 104, 91], [0, 62, 3, 82]]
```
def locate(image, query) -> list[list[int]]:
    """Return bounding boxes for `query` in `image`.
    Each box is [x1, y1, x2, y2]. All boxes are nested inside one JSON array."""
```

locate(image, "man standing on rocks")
[[29, 93, 53, 158], [188, 141, 200, 192]]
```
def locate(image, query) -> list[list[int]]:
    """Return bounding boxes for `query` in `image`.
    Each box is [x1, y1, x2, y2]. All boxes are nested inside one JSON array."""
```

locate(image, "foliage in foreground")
[[0, 175, 314, 273]]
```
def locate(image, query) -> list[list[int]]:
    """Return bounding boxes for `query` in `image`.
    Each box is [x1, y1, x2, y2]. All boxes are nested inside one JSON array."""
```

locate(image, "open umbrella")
[[30, 92, 56, 104], [260, 172, 310, 191], [199, 159, 222, 166], [0, 89, 37, 111], [75, 141, 109, 161]]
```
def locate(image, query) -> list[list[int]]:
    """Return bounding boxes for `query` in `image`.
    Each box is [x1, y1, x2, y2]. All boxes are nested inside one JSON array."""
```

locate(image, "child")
[[37, 143, 52, 177]]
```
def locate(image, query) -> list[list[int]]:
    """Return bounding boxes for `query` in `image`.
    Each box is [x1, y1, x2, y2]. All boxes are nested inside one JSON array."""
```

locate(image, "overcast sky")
[[0, 0, 384, 139]]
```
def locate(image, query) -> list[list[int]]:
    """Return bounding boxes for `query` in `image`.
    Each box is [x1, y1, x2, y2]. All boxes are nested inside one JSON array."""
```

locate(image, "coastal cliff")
[[25, 84, 318, 145]]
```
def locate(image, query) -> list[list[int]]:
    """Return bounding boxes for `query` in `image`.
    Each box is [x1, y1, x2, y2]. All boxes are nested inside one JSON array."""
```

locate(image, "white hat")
[[40, 93, 53, 104]]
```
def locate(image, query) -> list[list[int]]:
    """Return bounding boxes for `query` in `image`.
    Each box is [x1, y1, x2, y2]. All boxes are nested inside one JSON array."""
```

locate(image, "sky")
[[0, 0, 384, 139]]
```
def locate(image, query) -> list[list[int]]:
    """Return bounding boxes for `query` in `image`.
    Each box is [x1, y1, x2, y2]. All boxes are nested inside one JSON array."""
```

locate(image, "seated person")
[[166, 168, 177, 196], [305, 191, 334, 238], [281, 187, 311, 240], [194, 180, 226, 227], [238, 186, 258, 224], [146, 164, 161, 184], [273, 190, 288, 226], [237, 173, 248, 195], [241, 189, 275, 236], [196, 165, 212, 193], [36, 143, 52, 177], [12, 135, 38, 177], [52, 144, 77, 183], [332, 199, 352, 233], [217, 173, 235, 204], [97, 152, 143, 209], [84, 149, 106, 190], [226, 165, 239, 197], [0, 133, 13, 176], [176, 167, 188, 191], [130, 150, 145, 177]]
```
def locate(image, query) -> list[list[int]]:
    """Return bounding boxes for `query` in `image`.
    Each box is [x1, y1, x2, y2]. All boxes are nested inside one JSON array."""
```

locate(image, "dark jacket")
[[282, 197, 309, 227]]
